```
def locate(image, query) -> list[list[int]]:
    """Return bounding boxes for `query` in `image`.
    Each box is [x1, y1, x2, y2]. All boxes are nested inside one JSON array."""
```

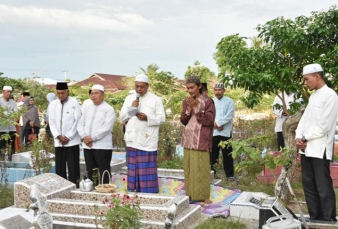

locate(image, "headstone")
[[30, 184, 53, 229], [0, 215, 33, 229], [14, 173, 75, 208]]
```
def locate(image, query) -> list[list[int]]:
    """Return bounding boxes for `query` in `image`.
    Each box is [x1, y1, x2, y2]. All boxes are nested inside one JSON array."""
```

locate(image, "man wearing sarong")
[[120, 73, 165, 193], [180, 75, 215, 204], [49, 82, 81, 185], [77, 84, 116, 184]]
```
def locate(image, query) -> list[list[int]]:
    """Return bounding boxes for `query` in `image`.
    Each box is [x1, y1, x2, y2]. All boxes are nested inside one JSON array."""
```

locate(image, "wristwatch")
[[301, 136, 307, 142]]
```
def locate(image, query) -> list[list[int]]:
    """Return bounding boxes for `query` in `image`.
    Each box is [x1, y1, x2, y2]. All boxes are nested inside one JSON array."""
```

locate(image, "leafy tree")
[[139, 63, 159, 75], [214, 6, 338, 200], [184, 61, 216, 83]]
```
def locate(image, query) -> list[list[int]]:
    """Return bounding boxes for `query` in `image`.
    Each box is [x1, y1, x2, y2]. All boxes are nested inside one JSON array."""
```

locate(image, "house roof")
[[76, 73, 127, 92]]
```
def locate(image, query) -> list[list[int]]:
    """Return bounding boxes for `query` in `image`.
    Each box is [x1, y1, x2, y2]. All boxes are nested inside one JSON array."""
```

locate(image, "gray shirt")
[[0, 97, 18, 132]]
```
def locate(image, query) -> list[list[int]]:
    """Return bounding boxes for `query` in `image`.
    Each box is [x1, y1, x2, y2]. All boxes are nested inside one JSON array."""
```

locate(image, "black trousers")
[[55, 145, 80, 186], [276, 131, 285, 150], [301, 152, 337, 221], [0, 131, 16, 160], [84, 149, 112, 184], [211, 135, 234, 178]]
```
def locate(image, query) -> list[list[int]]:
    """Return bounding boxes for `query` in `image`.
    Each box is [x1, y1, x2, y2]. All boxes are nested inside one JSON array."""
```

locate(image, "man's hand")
[[29, 121, 34, 127], [131, 99, 139, 107], [295, 138, 307, 152], [58, 135, 69, 146], [136, 112, 147, 121], [213, 122, 224, 131], [83, 136, 93, 147], [186, 96, 198, 108]]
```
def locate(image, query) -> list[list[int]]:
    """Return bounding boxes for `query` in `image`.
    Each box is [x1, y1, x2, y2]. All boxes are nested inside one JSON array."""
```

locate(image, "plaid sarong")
[[126, 147, 159, 193]]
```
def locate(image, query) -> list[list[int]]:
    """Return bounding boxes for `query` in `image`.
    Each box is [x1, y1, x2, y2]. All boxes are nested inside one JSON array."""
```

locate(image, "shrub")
[[96, 193, 143, 229]]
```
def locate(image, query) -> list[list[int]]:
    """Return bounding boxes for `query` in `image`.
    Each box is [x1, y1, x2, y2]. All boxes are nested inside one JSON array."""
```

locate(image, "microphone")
[[136, 93, 140, 101]]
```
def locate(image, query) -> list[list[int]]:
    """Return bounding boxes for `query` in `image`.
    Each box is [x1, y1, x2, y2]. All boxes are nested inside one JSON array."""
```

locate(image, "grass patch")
[[197, 217, 246, 229], [0, 186, 14, 209]]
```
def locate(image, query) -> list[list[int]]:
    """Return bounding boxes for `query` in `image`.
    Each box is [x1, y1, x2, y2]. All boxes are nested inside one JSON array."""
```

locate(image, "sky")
[[0, 0, 337, 82]]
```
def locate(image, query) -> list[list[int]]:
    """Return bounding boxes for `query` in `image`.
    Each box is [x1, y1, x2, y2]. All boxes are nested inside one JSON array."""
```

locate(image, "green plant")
[[98, 193, 143, 229], [158, 155, 183, 169], [212, 158, 224, 179], [92, 168, 99, 187], [112, 122, 125, 150], [0, 186, 14, 208], [158, 121, 183, 161], [197, 217, 246, 229], [29, 140, 53, 175]]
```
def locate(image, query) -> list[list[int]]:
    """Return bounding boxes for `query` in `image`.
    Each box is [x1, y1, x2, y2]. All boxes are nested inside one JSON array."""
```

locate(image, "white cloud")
[[0, 4, 154, 33]]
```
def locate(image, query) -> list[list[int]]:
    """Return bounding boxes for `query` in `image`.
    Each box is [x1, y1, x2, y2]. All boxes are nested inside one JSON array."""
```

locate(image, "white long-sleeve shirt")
[[77, 101, 116, 150], [119, 91, 165, 151], [272, 93, 298, 132], [295, 85, 338, 160], [48, 97, 82, 147], [213, 96, 235, 137]]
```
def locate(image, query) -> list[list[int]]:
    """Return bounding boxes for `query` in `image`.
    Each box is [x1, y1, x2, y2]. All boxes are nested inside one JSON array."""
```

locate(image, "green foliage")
[[28, 140, 54, 175], [0, 187, 14, 208], [166, 90, 187, 117], [98, 193, 143, 229], [158, 155, 183, 169], [215, 6, 338, 109], [197, 217, 246, 229], [157, 121, 183, 162], [233, 117, 277, 150], [112, 121, 125, 150], [184, 61, 216, 83]]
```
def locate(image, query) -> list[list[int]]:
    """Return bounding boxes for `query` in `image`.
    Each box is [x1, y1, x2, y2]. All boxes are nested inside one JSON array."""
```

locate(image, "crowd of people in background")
[[0, 63, 337, 222]]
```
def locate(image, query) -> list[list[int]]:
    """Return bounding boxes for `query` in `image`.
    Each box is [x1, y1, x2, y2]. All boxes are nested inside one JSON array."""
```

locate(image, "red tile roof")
[[76, 73, 127, 92]]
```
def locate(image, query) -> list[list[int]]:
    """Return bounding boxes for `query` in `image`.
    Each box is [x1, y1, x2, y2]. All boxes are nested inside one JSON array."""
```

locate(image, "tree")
[[184, 61, 216, 83], [214, 6, 338, 200], [139, 63, 159, 75]]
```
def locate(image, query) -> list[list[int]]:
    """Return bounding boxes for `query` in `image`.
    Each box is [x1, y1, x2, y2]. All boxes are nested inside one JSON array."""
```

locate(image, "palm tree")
[[139, 63, 159, 75], [250, 36, 263, 49]]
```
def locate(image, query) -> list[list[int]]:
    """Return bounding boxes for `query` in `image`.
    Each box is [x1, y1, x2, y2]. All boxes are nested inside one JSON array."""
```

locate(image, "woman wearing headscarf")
[[180, 75, 216, 204], [23, 96, 40, 145]]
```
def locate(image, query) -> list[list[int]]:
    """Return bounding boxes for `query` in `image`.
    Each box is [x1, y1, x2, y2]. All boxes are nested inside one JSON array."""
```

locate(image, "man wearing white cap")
[[77, 84, 116, 184], [295, 63, 338, 221], [211, 83, 235, 180], [49, 82, 82, 185], [120, 73, 165, 193], [0, 86, 18, 160]]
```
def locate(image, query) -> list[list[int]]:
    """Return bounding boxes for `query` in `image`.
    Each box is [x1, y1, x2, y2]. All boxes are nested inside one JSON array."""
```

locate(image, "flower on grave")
[[98, 193, 143, 229]]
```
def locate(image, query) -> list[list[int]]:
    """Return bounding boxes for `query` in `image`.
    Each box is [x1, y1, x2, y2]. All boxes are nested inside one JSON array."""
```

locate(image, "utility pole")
[[62, 70, 68, 81]]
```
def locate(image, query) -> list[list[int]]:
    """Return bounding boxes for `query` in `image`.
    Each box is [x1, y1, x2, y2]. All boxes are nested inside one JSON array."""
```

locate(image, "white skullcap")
[[2, 86, 12, 91], [91, 84, 104, 92], [135, 73, 149, 83], [303, 63, 323, 75]]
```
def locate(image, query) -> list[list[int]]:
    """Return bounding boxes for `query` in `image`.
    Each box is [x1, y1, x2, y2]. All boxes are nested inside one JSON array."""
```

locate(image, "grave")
[[0, 215, 33, 229], [14, 173, 76, 208]]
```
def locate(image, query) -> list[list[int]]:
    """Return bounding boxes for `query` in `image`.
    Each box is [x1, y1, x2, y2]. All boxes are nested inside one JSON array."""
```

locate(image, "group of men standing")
[[1, 62, 337, 222], [48, 74, 165, 190]]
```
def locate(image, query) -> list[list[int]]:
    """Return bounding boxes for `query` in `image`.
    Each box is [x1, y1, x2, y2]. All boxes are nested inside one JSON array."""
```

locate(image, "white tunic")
[[77, 101, 116, 150], [272, 93, 298, 132], [119, 91, 165, 151], [49, 97, 82, 147], [295, 85, 338, 160]]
